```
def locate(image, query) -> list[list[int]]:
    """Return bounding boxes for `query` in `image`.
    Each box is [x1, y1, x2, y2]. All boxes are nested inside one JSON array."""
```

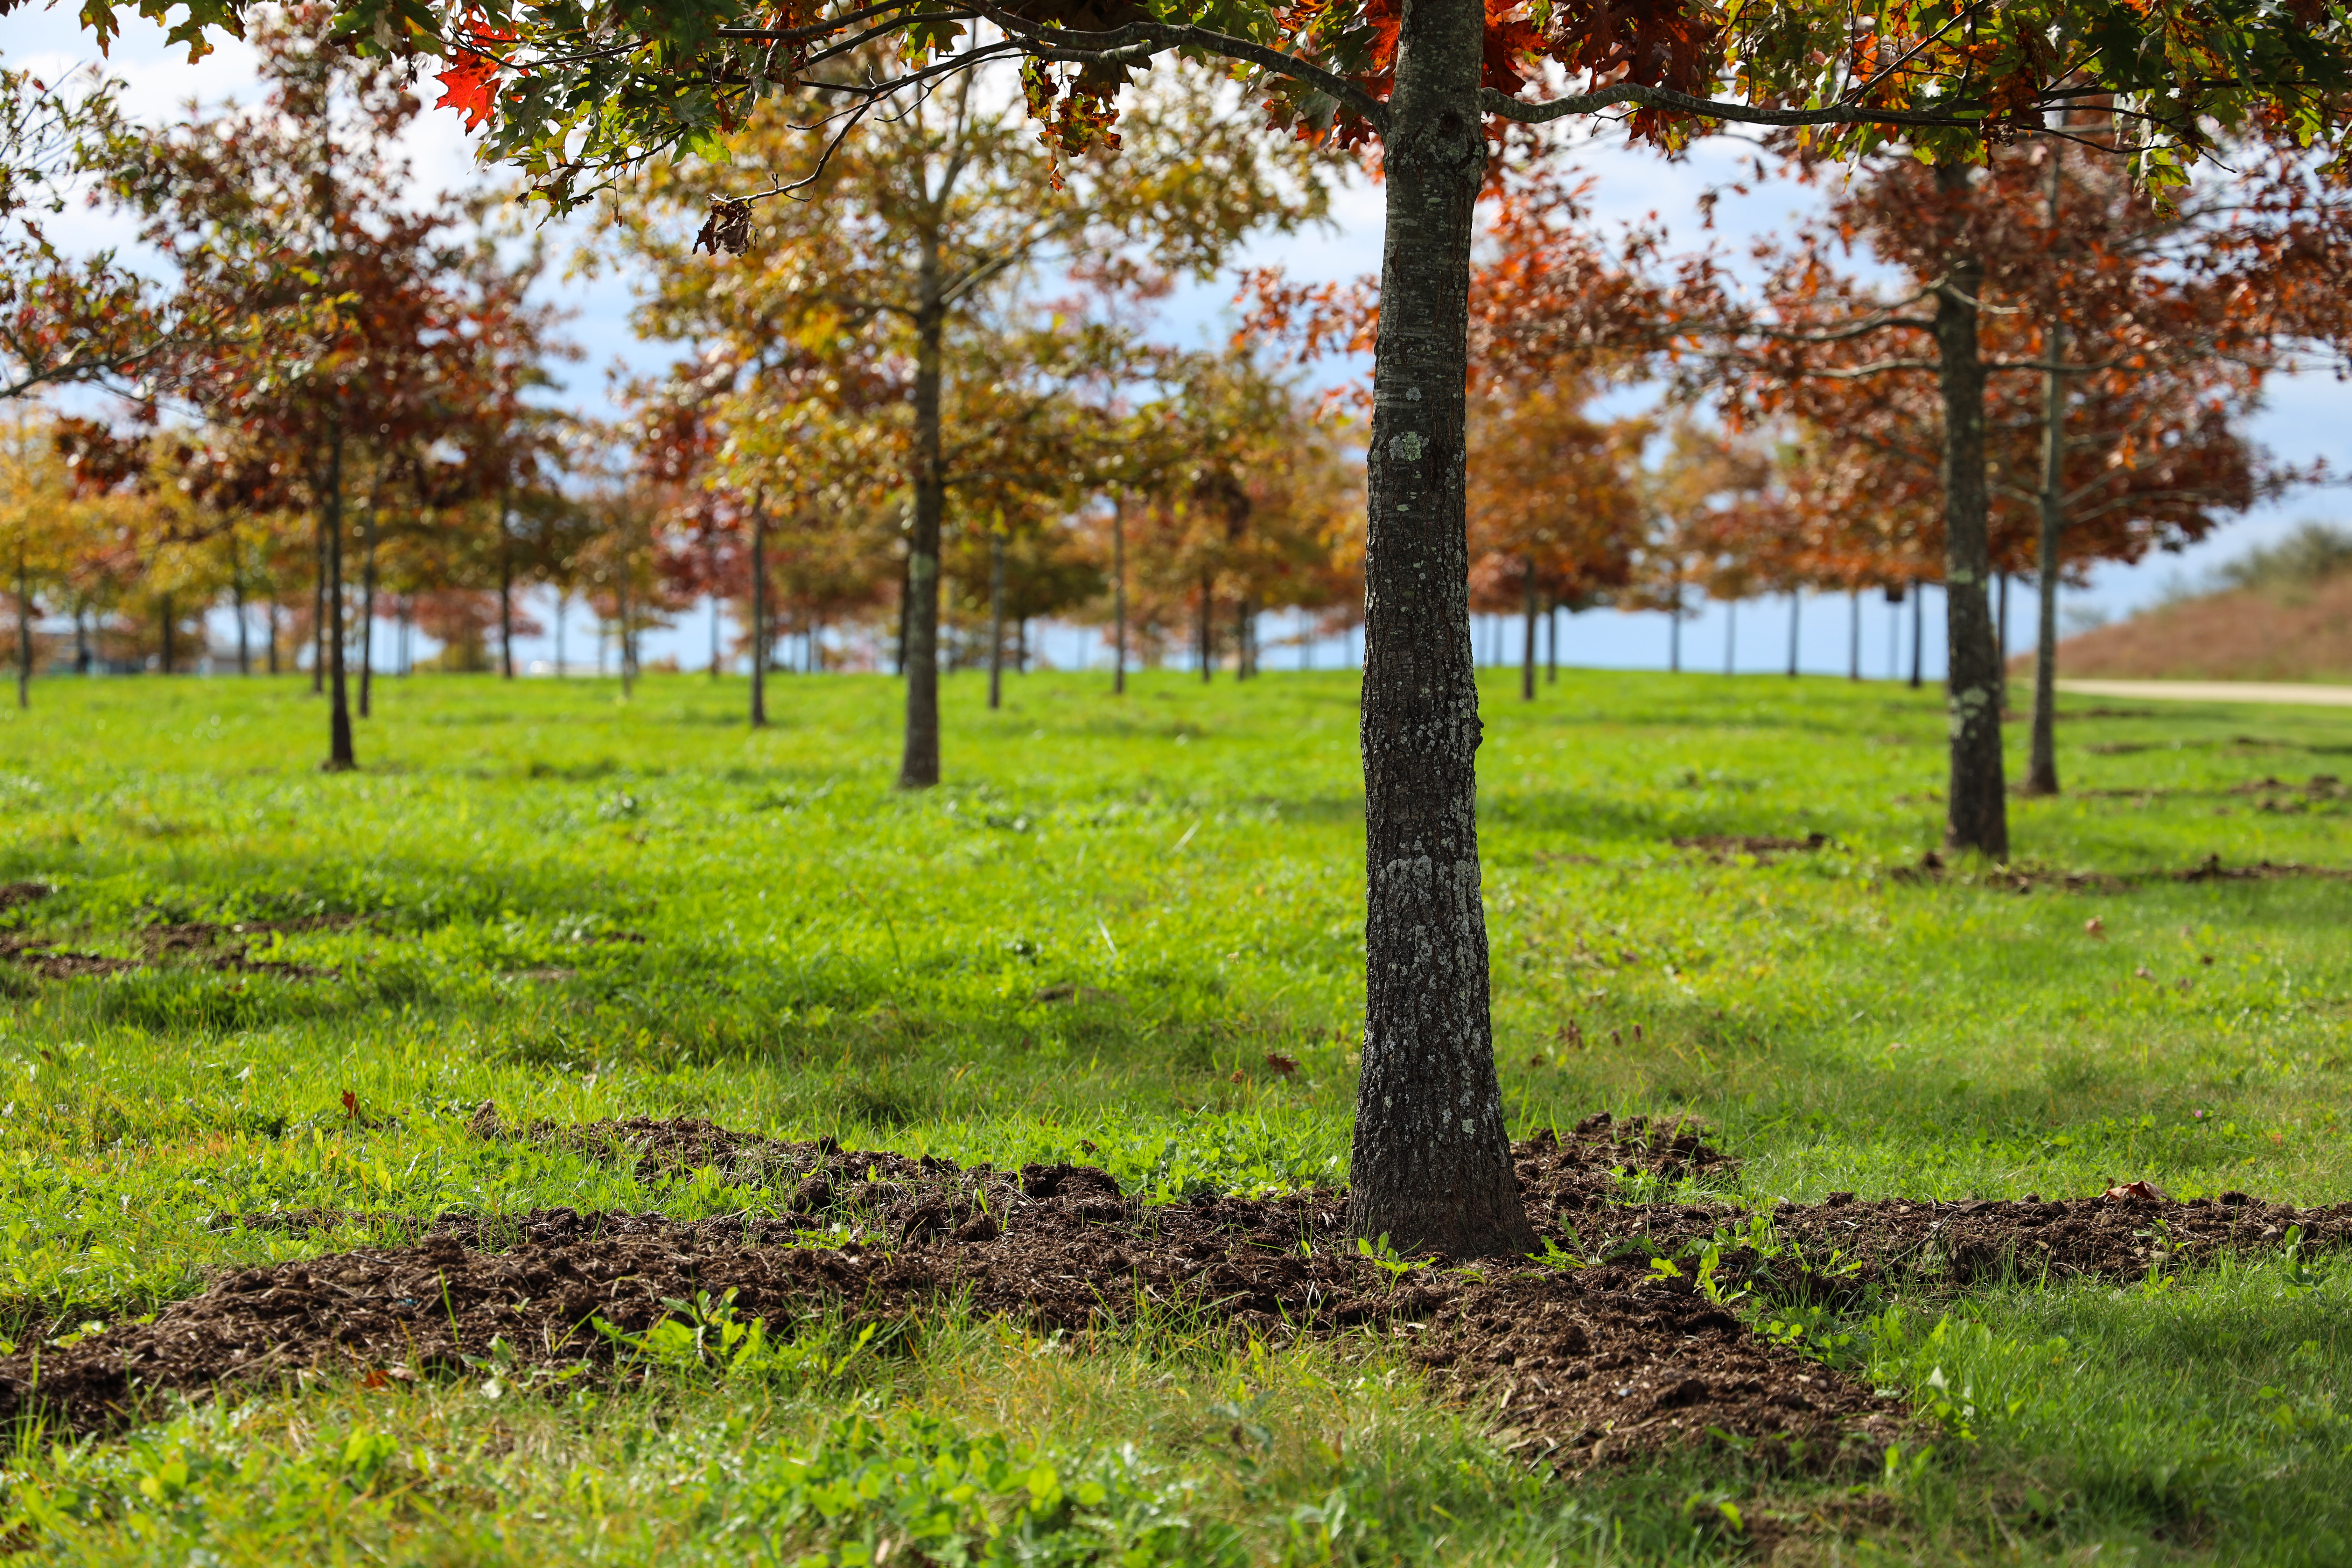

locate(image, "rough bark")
[[987, 530, 1006, 710], [323, 422, 355, 771], [1348, 0, 1533, 1260], [1932, 162, 2008, 859], [750, 510, 769, 728], [897, 241, 946, 789], [1113, 501, 1127, 695], [1519, 555, 1538, 700]]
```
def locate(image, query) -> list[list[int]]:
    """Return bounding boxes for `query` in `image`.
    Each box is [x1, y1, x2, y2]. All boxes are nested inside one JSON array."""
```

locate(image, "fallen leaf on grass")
[[1264, 1053, 1298, 1078]]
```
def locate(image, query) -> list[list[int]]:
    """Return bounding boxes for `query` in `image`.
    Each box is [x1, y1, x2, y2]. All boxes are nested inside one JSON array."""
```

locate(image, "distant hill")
[[2015, 523, 2352, 682]]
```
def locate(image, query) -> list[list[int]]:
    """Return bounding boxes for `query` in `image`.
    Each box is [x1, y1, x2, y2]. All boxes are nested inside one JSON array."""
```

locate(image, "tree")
[[604, 66, 1336, 780], [105, 0, 2347, 1254]]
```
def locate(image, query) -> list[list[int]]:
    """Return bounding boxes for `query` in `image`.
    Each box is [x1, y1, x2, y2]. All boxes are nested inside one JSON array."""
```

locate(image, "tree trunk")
[[265, 602, 278, 675], [311, 516, 326, 693], [1546, 599, 1559, 684], [987, 530, 1006, 710], [619, 567, 636, 700], [1668, 594, 1682, 673], [1348, 0, 1532, 1260], [1196, 568, 1214, 681], [897, 248, 946, 788], [231, 533, 250, 677], [358, 491, 378, 716], [1236, 594, 1255, 680], [1724, 597, 1737, 676], [160, 592, 174, 675], [2025, 316, 2069, 795], [1112, 500, 1127, 695], [1519, 555, 1537, 700], [1787, 591, 1800, 677], [1910, 581, 1925, 690], [75, 603, 90, 676], [708, 533, 723, 678], [553, 593, 566, 677], [1015, 618, 1025, 675], [1932, 162, 2009, 859], [13, 543, 29, 710], [498, 496, 516, 681], [323, 422, 355, 771], [750, 510, 769, 728], [1848, 589, 1860, 680]]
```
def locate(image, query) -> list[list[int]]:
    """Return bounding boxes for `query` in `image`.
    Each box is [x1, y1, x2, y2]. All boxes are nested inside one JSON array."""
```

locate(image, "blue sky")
[[7, 6, 2345, 679]]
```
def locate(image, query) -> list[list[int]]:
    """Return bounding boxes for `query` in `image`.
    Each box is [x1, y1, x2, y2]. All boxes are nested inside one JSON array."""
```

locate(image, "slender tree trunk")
[[265, 602, 278, 675], [311, 516, 326, 693], [1787, 591, 1801, 677], [323, 422, 355, 771], [708, 533, 723, 678], [75, 604, 90, 676], [1349, 0, 1532, 1259], [1888, 589, 1900, 680], [358, 492, 378, 716], [987, 530, 1006, 710], [1112, 500, 1127, 695], [399, 604, 411, 676], [498, 496, 516, 681], [14, 544, 29, 710], [231, 533, 250, 677], [619, 567, 636, 700], [1669, 595, 1682, 673], [750, 510, 769, 728], [1015, 618, 1025, 675], [1848, 589, 1861, 680], [1996, 571, 2011, 710], [553, 593, 566, 677], [1197, 568, 1213, 681], [2026, 319, 2069, 794], [1546, 599, 1559, 684], [1724, 597, 1737, 676], [1236, 595, 1255, 680], [160, 592, 174, 675], [1933, 162, 2008, 859], [1910, 581, 1925, 690], [1519, 555, 1538, 700], [898, 246, 947, 788]]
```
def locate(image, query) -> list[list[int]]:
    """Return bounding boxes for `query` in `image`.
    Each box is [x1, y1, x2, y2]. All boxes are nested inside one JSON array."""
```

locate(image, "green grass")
[[2, 665, 2350, 1563]]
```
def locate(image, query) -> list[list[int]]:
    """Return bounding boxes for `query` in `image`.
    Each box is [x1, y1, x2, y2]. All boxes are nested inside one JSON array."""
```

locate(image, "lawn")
[[1, 665, 2349, 1564]]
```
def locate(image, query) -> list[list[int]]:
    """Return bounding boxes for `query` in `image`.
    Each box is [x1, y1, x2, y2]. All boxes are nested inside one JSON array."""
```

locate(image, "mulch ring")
[[1891, 850, 2352, 893], [8, 1113, 2347, 1477], [0, 913, 356, 982], [1671, 832, 1831, 864]]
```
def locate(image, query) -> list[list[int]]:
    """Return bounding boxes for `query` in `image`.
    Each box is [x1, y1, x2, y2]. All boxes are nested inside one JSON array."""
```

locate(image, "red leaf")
[[341, 1088, 360, 1119], [435, 54, 502, 132], [2102, 1180, 2167, 1202]]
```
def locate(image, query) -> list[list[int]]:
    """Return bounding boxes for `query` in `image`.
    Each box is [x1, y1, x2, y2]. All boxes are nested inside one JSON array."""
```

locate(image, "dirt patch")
[[10, 1116, 2345, 1474], [1889, 851, 2352, 893], [1671, 833, 1830, 863], [0, 882, 50, 915], [0, 916, 347, 983]]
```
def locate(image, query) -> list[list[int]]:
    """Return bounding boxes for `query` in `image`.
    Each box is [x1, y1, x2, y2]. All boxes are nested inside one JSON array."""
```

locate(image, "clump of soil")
[[8, 1117, 2345, 1476], [0, 882, 50, 915], [1890, 851, 2351, 893], [0, 914, 351, 983], [1671, 833, 1830, 863]]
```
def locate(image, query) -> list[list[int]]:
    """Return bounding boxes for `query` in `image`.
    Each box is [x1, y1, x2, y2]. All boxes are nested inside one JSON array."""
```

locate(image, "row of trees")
[[19, 0, 2352, 1256]]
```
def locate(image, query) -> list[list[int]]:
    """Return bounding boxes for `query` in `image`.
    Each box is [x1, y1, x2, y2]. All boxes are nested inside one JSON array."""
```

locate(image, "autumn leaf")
[[435, 52, 501, 132]]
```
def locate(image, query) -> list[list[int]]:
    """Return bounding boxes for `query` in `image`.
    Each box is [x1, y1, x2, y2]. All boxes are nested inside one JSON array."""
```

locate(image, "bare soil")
[[8, 1113, 2345, 1475], [1890, 851, 2352, 893], [1671, 833, 1831, 863], [0, 913, 356, 982]]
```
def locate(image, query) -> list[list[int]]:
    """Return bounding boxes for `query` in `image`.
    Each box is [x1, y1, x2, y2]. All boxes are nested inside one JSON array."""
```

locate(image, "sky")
[[7, 5, 2347, 681]]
